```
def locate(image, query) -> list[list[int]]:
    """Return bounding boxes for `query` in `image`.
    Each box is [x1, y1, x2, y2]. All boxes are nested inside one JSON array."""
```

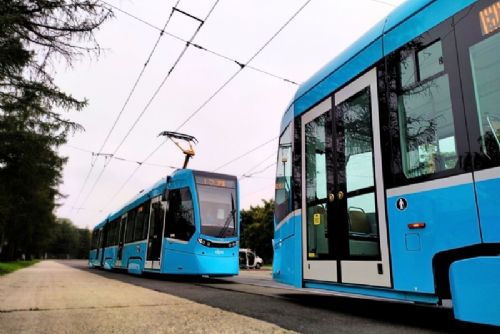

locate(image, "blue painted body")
[[450, 257, 500, 326], [475, 177, 500, 243], [387, 183, 481, 294], [275, 0, 500, 327], [304, 281, 439, 305], [89, 168, 240, 277], [272, 213, 302, 288], [88, 219, 106, 268], [281, 0, 477, 133]]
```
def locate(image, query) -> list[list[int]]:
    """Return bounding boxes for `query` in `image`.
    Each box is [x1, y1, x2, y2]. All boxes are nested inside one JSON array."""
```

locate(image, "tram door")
[[454, 0, 500, 243], [115, 215, 127, 267], [145, 197, 166, 270], [302, 68, 391, 287]]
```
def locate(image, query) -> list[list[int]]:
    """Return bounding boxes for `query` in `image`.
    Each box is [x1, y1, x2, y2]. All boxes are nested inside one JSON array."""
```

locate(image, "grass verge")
[[0, 260, 39, 276]]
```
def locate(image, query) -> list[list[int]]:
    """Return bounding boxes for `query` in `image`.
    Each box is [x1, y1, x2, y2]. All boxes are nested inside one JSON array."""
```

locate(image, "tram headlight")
[[197, 238, 212, 247]]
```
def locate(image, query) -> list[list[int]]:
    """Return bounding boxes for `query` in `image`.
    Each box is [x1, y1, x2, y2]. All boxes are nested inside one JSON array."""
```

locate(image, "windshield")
[[198, 185, 236, 237]]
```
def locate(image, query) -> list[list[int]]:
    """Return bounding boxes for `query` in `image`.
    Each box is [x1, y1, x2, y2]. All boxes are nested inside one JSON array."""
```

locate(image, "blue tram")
[[89, 169, 239, 276], [273, 0, 500, 326]]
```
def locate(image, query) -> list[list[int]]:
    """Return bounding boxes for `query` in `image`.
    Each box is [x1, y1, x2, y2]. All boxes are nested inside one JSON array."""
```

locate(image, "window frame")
[[275, 123, 294, 223], [453, 0, 500, 170], [380, 16, 471, 189], [164, 187, 196, 242]]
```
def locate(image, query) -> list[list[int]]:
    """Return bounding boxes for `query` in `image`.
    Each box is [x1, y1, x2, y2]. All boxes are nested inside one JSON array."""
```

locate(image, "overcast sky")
[[54, 0, 405, 229]]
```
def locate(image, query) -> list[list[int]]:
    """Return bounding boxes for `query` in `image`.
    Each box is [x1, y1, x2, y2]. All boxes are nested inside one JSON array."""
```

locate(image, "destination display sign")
[[195, 176, 236, 188], [480, 1, 500, 36]]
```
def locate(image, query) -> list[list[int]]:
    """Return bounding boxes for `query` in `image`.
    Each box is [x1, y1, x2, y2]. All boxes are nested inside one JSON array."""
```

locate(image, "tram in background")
[[89, 169, 239, 276], [273, 0, 500, 327]]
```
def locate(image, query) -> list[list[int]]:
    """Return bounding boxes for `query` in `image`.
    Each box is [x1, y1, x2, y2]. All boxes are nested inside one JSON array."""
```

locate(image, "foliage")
[[0, 259, 39, 276], [47, 218, 90, 259], [0, 1, 112, 260], [240, 199, 274, 264]]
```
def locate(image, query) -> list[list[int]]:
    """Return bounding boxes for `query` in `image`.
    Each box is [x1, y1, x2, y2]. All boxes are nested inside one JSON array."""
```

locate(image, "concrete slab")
[[0, 261, 296, 334]]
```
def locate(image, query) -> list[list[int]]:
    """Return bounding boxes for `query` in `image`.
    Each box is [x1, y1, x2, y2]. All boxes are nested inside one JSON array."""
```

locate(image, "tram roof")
[[107, 178, 167, 222], [280, 0, 477, 132]]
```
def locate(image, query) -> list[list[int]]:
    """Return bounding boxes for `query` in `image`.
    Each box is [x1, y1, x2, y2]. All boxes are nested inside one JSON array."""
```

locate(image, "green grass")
[[0, 260, 39, 276]]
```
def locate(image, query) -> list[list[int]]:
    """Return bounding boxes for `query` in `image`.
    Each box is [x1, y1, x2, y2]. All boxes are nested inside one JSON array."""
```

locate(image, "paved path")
[[0, 261, 296, 334]]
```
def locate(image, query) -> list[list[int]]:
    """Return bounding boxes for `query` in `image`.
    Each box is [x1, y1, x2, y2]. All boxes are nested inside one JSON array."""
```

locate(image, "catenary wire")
[[77, 0, 400, 221], [90, 0, 312, 215], [82, 1, 221, 213], [175, 0, 312, 131], [69, 1, 180, 214], [100, 0, 299, 85]]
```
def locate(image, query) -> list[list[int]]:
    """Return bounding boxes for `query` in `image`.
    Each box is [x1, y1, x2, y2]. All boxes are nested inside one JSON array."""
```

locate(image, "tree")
[[0, 1, 112, 260], [46, 218, 90, 259], [240, 199, 275, 264]]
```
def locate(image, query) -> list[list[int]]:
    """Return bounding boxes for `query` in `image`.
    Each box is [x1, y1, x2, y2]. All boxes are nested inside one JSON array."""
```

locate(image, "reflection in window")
[[418, 41, 444, 81], [165, 188, 195, 241], [275, 125, 292, 222], [470, 31, 500, 161], [400, 55, 416, 88], [198, 185, 236, 237], [338, 88, 380, 259], [398, 41, 458, 179], [125, 211, 136, 243], [347, 193, 379, 257], [305, 115, 327, 202], [341, 89, 374, 193], [133, 204, 149, 241], [305, 114, 329, 259]]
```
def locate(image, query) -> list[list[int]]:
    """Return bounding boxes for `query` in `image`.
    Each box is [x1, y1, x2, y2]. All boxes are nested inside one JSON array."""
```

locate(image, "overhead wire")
[[87, 1, 222, 213], [101, 140, 167, 212], [69, 1, 180, 215], [213, 136, 278, 172], [65, 144, 177, 169], [75, 0, 399, 220], [90, 0, 311, 214], [175, 0, 313, 131], [241, 162, 277, 179], [240, 151, 277, 179], [100, 0, 299, 85]]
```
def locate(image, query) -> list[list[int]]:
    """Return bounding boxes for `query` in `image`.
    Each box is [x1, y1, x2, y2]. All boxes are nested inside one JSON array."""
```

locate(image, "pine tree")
[[0, 1, 112, 260]]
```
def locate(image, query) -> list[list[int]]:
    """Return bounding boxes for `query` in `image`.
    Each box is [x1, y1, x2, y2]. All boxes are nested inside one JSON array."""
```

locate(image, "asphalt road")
[[65, 260, 498, 334]]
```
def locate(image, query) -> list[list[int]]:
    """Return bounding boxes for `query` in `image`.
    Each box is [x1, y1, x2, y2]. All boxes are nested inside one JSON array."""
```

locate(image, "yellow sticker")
[[313, 213, 321, 225], [308, 252, 317, 258]]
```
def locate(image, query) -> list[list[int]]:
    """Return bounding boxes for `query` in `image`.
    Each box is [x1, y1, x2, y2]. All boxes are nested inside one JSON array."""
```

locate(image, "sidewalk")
[[0, 261, 296, 334]]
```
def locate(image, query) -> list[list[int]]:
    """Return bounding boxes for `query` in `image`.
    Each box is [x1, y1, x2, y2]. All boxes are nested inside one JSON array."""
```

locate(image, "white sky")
[[55, 0, 405, 229]]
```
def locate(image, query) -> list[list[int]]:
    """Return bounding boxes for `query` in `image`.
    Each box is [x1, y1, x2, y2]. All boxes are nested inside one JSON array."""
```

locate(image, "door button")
[[328, 193, 335, 202], [337, 191, 344, 200]]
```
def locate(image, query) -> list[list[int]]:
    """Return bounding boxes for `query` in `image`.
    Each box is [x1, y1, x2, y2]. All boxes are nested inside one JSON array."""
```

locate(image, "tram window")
[[125, 211, 136, 243], [305, 114, 329, 259], [133, 203, 149, 241], [305, 116, 328, 203], [400, 55, 416, 88], [107, 219, 118, 246], [165, 187, 195, 241], [417, 41, 444, 81], [91, 229, 98, 249], [397, 41, 458, 179], [275, 124, 292, 222], [469, 31, 500, 161]]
